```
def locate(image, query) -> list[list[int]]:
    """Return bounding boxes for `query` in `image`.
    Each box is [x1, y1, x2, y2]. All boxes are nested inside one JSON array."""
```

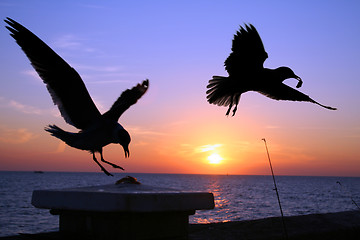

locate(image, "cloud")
[[127, 126, 167, 136], [45, 35, 143, 83], [132, 141, 150, 147], [0, 126, 36, 144], [75, 65, 136, 84], [22, 69, 41, 81], [195, 144, 222, 153], [175, 143, 223, 157], [53, 34, 82, 49], [0, 97, 59, 118], [54, 141, 66, 153], [52, 34, 97, 53], [86, 79, 134, 84], [9, 100, 44, 115], [76, 64, 124, 73]]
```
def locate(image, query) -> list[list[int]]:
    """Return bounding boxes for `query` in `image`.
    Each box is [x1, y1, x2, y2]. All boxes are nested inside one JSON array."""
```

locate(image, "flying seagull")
[[206, 24, 336, 116], [5, 17, 149, 176]]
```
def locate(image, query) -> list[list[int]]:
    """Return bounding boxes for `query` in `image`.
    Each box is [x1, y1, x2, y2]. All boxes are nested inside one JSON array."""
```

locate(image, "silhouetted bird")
[[5, 18, 149, 176], [206, 24, 336, 116]]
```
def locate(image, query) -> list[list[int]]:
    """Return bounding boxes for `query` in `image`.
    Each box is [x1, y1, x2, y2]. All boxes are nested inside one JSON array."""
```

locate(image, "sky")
[[0, 0, 359, 176]]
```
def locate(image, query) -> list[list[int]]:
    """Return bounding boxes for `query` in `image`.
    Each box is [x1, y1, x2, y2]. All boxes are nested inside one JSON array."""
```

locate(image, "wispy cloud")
[[22, 69, 41, 81], [195, 144, 222, 153], [76, 64, 124, 73], [127, 126, 167, 136], [176, 143, 223, 157], [45, 34, 143, 84], [86, 79, 134, 84], [53, 141, 66, 153], [20, 62, 134, 90], [0, 97, 59, 118], [53, 34, 81, 49], [9, 100, 44, 115], [75, 64, 136, 84], [52, 34, 98, 53], [0, 126, 36, 144]]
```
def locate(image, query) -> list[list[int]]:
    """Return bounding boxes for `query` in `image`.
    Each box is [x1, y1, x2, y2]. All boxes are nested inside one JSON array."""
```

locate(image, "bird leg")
[[232, 104, 238, 116], [92, 152, 113, 176], [232, 94, 240, 116], [226, 97, 234, 116], [99, 149, 125, 170], [226, 106, 232, 116]]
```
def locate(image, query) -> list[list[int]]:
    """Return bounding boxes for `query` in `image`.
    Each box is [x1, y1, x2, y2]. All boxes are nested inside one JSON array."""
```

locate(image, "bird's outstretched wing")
[[5, 18, 101, 129], [258, 84, 337, 110], [224, 24, 268, 76], [103, 80, 149, 121]]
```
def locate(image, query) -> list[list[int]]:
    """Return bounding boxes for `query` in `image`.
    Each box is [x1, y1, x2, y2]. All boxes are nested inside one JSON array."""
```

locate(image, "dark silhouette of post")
[[337, 181, 360, 211], [262, 138, 288, 240]]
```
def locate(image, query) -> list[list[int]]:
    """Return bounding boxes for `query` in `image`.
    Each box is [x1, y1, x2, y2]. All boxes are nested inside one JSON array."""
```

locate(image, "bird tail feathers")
[[207, 76, 233, 106], [206, 76, 241, 116], [44, 125, 72, 143]]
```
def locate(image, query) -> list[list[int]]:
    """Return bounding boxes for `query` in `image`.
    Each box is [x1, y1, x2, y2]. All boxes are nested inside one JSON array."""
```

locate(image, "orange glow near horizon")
[[0, 111, 359, 177], [0, 109, 359, 177]]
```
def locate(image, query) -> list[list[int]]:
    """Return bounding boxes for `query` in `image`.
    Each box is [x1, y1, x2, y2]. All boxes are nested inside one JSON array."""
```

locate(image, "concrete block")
[[32, 183, 214, 239]]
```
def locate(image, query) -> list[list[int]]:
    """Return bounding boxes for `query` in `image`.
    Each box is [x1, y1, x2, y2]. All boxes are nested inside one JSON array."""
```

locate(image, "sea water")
[[0, 171, 359, 236]]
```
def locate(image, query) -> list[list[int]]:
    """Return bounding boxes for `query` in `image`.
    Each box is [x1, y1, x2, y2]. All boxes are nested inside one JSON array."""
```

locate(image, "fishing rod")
[[336, 181, 360, 211], [262, 138, 288, 240]]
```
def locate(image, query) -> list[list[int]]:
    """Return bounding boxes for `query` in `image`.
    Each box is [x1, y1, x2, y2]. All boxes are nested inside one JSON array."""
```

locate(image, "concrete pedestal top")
[[32, 183, 214, 212], [31, 182, 215, 240]]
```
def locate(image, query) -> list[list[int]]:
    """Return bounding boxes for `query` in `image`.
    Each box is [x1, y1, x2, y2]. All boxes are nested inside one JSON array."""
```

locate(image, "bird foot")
[[92, 153, 113, 176], [103, 169, 114, 177], [296, 80, 303, 88], [101, 157, 125, 171], [110, 163, 125, 171]]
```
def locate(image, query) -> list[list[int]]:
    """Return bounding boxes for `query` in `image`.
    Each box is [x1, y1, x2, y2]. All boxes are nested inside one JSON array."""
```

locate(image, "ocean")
[[0, 171, 359, 237]]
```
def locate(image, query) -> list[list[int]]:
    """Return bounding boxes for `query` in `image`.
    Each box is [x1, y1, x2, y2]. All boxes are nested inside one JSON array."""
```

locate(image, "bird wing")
[[224, 24, 268, 76], [258, 83, 337, 110], [5, 18, 101, 130], [103, 80, 149, 121], [258, 83, 315, 102]]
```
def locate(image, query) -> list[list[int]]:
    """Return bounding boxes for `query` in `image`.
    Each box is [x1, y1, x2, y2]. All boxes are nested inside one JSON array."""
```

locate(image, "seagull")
[[206, 24, 336, 116], [5, 17, 149, 176]]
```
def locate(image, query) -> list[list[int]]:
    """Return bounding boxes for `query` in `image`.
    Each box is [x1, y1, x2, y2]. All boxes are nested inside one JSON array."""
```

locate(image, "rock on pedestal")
[[32, 183, 214, 240]]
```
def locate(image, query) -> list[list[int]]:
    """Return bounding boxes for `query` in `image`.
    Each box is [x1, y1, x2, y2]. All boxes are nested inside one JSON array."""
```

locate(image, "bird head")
[[276, 67, 302, 88], [117, 129, 131, 158]]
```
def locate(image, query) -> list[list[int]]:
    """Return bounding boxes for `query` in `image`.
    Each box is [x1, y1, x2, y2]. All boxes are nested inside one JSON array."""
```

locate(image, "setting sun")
[[207, 153, 223, 164]]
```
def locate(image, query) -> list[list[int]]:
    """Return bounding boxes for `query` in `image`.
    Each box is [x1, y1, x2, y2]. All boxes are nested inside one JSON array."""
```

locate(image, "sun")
[[207, 153, 223, 164]]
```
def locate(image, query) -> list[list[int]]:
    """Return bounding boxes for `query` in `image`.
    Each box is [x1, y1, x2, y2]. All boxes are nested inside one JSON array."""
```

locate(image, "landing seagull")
[[206, 24, 336, 116], [5, 18, 149, 176]]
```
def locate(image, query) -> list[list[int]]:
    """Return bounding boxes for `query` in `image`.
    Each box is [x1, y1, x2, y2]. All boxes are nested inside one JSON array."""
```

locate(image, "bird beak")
[[122, 144, 130, 158], [295, 75, 302, 88]]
